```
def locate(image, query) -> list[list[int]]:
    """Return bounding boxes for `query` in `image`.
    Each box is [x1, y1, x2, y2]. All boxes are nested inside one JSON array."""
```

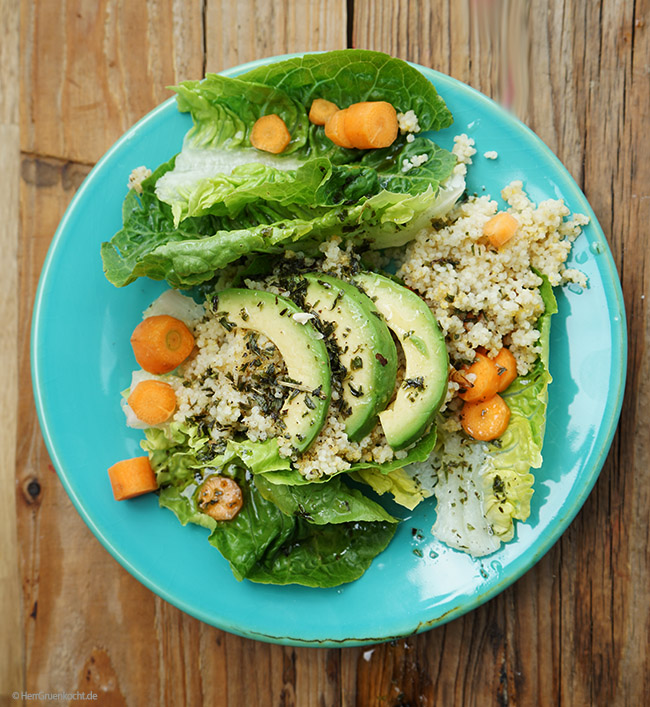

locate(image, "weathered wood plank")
[[348, 1, 649, 706], [0, 0, 22, 702], [16, 2, 349, 706], [12, 0, 649, 705], [204, 0, 347, 73], [20, 0, 204, 164]]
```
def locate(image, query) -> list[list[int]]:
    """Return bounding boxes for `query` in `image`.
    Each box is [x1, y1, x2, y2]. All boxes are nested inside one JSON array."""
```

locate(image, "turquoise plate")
[[31, 55, 626, 646]]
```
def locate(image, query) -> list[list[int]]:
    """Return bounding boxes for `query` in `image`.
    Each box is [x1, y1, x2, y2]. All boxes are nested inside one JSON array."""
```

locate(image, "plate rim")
[[30, 52, 627, 647]]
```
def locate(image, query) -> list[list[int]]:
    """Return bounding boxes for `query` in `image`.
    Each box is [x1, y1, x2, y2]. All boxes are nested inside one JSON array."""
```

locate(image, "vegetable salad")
[[103, 50, 587, 587]]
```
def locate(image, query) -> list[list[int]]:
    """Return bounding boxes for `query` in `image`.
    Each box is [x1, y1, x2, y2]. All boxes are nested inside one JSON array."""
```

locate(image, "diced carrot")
[[309, 98, 339, 125], [250, 114, 291, 154], [343, 101, 399, 149], [458, 351, 500, 403], [324, 109, 355, 148], [460, 394, 511, 441], [127, 379, 177, 425], [494, 348, 518, 392], [108, 456, 158, 501], [483, 212, 519, 248], [130, 315, 195, 374]]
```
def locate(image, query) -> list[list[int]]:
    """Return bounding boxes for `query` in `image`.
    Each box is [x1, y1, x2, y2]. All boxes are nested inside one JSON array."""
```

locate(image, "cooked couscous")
[[397, 171, 588, 374]]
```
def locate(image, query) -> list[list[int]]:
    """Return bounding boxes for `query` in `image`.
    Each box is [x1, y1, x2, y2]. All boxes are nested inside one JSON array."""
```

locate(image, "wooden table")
[[2, 1, 648, 705]]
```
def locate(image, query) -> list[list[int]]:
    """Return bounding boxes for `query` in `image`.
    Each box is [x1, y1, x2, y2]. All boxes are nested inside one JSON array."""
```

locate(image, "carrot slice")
[[309, 98, 339, 125], [198, 475, 243, 521], [460, 394, 511, 441], [494, 348, 518, 392], [483, 212, 519, 248], [458, 351, 500, 403], [324, 109, 355, 148], [108, 456, 158, 501], [130, 315, 195, 374], [127, 379, 177, 425], [343, 101, 399, 149], [250, 114, 291, 154]]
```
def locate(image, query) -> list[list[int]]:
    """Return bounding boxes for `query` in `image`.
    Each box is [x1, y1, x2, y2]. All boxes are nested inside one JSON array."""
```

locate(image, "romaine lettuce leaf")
[[145, 421, 398, 586], [173, 74, 309, 155], [257, 425, 437, 487], [156, 461, 396, 586], [351, 467, 427, 511], [254, 474, 398, 524], [480, 275, 556, 539], [101, 50, 460, 289], [428, 276, 557, 553], [347, 427, 437, 509], [102, 168, 456, 288], [158, 137, 457, 229], [244, 517, 396, 588], [238, 50, 453, 133]]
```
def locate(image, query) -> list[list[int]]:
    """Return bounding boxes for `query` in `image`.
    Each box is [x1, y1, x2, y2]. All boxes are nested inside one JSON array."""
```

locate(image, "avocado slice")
[[353, 272, 448, 450], [212, 288, 331, 452], [300, 273, 398, 441]]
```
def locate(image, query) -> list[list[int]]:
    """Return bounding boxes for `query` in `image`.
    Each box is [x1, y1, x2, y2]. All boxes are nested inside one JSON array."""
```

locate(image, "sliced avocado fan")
[[300, 273, 398, 441], [353, 272, 449, 450]]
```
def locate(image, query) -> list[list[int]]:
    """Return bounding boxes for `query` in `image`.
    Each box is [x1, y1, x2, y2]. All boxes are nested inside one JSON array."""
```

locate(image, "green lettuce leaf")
[[428, 276, 557, 553], [158, 484, 217, 531], [350, 467, 427, 511], [101, 50, 460, 288], [244, 518, 396, 588], [144, 421, 210, 486], [257, 425, 437, 487], [102, 171, 454, 288], [238, 49, 453, 133], [254, 474, 398, 524], [205, 467, 297, 580], [480, 275, 556, 539], [173, 74, 309, 155], [347, 427, 437, 509], [145, 422, 397, 586]]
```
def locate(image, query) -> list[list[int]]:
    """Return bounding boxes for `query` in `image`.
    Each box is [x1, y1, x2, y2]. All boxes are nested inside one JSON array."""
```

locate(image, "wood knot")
[[21, 476, 42, 505]]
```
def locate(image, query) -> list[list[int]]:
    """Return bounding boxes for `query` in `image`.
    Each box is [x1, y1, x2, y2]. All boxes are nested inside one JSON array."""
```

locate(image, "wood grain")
[[205, 0, 347, 73], [6, 0, 649, 705], [350, 1, 650, 706], [20, 0, 204, 164], [0, 0, 21, 701]]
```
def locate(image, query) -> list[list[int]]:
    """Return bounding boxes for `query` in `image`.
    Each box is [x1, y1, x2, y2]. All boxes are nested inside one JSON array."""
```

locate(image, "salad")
[[102, 50, 588, 587]]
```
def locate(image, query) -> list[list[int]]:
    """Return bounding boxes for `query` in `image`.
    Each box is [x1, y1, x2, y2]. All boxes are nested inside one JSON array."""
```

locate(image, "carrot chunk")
[[127, 379, 177, 425], [343, 101, 399, 149], [130, 315, 195, 374], [494, 348, 518, 392], [108, 456, 158, 501], [460, 394, 511, 441], [458, 351, 500, 403], [324, 109, 355, 148], [250, 114, 291, 154], [309, 98, 339, 125], [483, 212, 519, 248]]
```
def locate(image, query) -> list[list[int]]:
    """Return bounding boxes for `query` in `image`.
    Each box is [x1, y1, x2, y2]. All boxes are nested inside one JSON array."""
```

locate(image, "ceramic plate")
[[32, 55, 626, 646]]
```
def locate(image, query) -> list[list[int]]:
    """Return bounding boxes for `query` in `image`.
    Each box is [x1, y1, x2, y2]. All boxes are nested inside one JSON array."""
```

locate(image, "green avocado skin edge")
[[211, 288, 332, 453], [301, 272, 398, 442], [353, 271, 449, 450]]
